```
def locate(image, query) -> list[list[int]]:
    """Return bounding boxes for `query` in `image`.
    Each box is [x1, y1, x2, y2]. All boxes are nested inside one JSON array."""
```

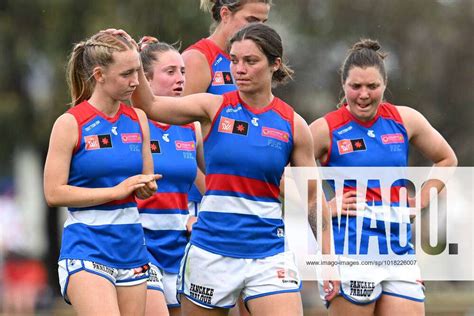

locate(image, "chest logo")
[[262, 127, 289, 143], [175, 141, 196, 151], [162, 133, 170, 142], [218, 116, 249, 136], [381, 133, 405, 144], [251, 117, 259, 127], [337, 138, 366, 155], [111, 126, 118, 135], [150, 140, 161, 154], [84, 134, 112, 150], [367, 130, 375, 138], [121, 133, 142, 144], [212, 71, 234, 86]]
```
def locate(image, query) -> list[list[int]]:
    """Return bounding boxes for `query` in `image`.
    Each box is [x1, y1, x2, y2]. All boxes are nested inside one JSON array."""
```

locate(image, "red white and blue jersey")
[[184, 38, 237, 95], [185, 39, 239, 204], [323, 103, 413, 255], [59, 101, 149, 269], [190, 91, 294, 258], [138, 122, 197, 274]]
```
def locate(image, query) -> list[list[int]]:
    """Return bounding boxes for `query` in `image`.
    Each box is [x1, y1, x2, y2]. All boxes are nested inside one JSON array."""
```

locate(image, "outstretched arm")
[[182, 49, 212, 95]]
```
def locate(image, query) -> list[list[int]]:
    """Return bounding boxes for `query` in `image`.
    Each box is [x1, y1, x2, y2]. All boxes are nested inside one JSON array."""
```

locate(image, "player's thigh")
[[328, 296, 375, 316], [247, 292, 303, 316], [180, 295, 229, 316], [145, 289, 169, 316], [67, 270, 120, 316], [375, 294, 424, 316], [117, 282, 147, 316]]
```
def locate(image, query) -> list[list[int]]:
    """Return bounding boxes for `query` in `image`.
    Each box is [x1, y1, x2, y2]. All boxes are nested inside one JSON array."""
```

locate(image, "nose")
[[176, 72, 185, 85], [359, 87, 369, 99], [130, 72, 139, 87], [234, 61, 246, 75]]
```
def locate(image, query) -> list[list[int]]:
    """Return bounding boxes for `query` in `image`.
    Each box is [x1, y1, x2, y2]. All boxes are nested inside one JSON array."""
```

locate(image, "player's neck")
[[208, 29, 228, 52], [88, 92, 121, 117], [239, 90, 274, 110]]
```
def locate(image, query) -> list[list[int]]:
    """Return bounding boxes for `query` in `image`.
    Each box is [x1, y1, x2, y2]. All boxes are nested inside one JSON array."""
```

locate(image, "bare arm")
[[309, 117, 331, 164], [43, 114, 156, 208], [182, 49, 212, 95], [135, 108, 160, 199], [291, 115, 330, 239], [132, 65, 222, 126], [399, 106, 458, 208], [291, 114, 337, 299]]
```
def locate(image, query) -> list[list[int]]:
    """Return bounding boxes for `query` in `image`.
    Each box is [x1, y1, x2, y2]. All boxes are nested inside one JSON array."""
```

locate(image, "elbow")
[[44, 190, 61, 207]]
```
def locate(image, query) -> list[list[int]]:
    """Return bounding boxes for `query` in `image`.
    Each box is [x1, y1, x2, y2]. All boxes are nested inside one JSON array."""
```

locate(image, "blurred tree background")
[[0, 0, 472, 314]]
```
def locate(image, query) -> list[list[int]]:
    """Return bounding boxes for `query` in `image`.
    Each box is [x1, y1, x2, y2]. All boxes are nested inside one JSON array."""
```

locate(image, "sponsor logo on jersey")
[[262, 127, 289, 143], [337, 138, 366, 154], [111, 126, 118, 135], [381, 133, 404, 144], [85, 120, 100, 132], [212, 71, 234, 86], [162, 133, 170, 142], [84, 134, 112, 150], [225, 106, 242, 113], [337, 125, 353, 135], [175, 140, 195, 151], [121, 133, 142, 143], [218, 116, 249, 136], [150, 140, 161, 154], [251, 117, 259, 126], [367, 129, 375, 138]]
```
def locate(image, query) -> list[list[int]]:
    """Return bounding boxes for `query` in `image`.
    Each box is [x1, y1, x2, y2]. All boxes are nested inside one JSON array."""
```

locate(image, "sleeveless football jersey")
[[323, 103, 413, 255], [60, 101, 148, 268], [190, 91, 294, 258], [138, 122, 197, 274], [185, 38, 239, 204], [184, 38, 237, 95]]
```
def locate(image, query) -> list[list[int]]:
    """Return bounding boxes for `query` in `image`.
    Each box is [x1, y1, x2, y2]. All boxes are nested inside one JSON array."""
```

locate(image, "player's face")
[[230, 39, 274, 94], [148, 50, 185, 97], [99, 49, 141, 102], [227, 2, 270, 36], [343, 66, 386, 122]]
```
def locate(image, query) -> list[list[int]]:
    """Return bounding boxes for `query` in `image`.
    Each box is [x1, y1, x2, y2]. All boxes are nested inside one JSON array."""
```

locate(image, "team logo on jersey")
[[212, 71, 234, 86], [121, 133, 142, 143], [217, 116, 249, 136], [381, 133, 404, 144], [262, 127, 289, 143], [251, 117, 259, 126], [84, 134, 112, 150], [150, 140, 161, 154], [175, 140, 195, 151], [337, 138, 366, 154]]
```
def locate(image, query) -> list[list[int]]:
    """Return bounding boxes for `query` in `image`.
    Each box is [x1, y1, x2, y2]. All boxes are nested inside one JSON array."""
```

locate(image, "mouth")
[[173, 87, 183, 96], [235, 78, 251, 84]]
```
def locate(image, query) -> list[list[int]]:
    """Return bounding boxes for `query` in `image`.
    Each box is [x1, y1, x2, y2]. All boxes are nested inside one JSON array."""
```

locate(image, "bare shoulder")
[[182, 48, 208, 65], [309, 117, 329, 137], [49, 112, 78, 148], [133, 107, 147, 121]]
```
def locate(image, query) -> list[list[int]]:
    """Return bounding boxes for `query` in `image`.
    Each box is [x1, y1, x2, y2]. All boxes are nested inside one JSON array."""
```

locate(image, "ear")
[[272, 57, 282, 72], [220, 6, 232, 23], [92, 66, 105, 84]]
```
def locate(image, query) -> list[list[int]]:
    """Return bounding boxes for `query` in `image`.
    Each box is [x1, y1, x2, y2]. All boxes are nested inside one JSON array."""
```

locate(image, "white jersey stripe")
[[200, 195, 281, 219], [140, 213, 189, 231], [64, 207, 140, 227]]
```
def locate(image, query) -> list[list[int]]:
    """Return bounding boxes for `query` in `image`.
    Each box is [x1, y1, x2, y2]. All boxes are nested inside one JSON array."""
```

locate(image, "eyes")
[[349, 83, 380, 90], [230, 57, 259, 65], [120, 67, 140, 78]]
